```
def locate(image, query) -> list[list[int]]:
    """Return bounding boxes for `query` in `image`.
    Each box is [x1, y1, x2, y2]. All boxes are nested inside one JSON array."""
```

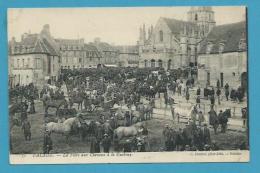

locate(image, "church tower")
[[187, 7, 216, 37]]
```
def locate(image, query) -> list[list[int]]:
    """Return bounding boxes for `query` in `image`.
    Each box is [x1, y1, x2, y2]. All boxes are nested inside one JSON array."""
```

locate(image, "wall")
[[197, 51, 247, 88]]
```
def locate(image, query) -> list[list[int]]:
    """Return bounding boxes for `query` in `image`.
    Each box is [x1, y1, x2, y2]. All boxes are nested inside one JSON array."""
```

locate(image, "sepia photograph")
[[8, 6, 249, 164]]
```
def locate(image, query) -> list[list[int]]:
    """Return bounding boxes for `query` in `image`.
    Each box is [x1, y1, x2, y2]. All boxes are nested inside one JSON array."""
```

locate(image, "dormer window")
[[206, 42, 213, 54], [219, 43, 225, 53]]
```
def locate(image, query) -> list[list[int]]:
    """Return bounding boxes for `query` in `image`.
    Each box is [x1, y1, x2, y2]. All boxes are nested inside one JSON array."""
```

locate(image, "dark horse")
[[69, 94, 85, 110], [43, 97, 68, 115]]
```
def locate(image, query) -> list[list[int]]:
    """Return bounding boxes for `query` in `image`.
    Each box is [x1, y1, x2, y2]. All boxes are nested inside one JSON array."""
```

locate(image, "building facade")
[[138, 7, 216, 70], [9, 25, 60, 88], [197, 21, 247, 90], [55, 38, 102, 69]]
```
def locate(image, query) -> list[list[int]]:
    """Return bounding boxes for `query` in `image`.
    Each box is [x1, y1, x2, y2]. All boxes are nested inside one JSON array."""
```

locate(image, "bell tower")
[[188, 7, 216, 37]]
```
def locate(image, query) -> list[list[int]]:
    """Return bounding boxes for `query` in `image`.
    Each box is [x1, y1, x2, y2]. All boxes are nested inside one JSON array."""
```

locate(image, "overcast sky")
[[8, 6, 246, 45]]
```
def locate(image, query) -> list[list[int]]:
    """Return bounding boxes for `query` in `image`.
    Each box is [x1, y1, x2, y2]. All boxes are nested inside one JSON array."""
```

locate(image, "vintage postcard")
[[8, 6, 249, 164]]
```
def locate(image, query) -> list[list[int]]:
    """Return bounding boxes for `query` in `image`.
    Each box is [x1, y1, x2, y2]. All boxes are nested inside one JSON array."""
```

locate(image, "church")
[[137, 7, 216, 69]]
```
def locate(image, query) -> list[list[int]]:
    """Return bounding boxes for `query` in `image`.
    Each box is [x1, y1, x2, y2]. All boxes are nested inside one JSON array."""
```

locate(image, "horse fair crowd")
[[9, 67, 248, 154]]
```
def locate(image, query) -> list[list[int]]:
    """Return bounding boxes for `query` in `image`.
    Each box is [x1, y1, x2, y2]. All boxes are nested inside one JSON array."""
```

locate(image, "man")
[[185, 89, 190, 103], [176, 128, 184, 151], [198, 111, 205, 126], [208, 106, 219, 134], [196, 87, 201, 96], [43, 129, 53, 154], [101, 134, 111, 153], [162, 124, 171, 151], [22, 118, 31, 141], [225, 83, 230, 101], [196, 96, 201, 108], [202, 123, 211, 145], [218, 110, 228, 133], [216, 88, 221, 105]]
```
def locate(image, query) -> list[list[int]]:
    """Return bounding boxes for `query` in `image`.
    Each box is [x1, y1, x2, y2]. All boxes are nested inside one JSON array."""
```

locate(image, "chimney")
[[41, 24, 51, 38]]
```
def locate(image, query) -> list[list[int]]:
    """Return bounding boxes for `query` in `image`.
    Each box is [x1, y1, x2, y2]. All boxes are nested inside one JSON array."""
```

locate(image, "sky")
[[8, 6, 246, 45]]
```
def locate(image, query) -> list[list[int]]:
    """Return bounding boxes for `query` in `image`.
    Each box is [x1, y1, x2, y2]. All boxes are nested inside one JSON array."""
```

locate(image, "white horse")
[[46, 117, 81, 142], [114, 122, 143, 140]]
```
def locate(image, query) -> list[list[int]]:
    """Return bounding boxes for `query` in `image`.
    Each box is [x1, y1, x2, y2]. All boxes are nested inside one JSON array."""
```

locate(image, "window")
[[79, 58, 82, 63], [144, 60, 148, 67], [151, 59, 155, 68], [159, 30, 163, 42], [35, 58, 41, 69], [22, 59, 24, 68], [158, 59, 163, 68], [66, 57, 68, 63]]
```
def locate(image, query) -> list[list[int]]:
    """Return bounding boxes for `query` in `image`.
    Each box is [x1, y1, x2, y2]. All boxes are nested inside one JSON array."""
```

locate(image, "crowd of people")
[[9, 66, 248, 153]]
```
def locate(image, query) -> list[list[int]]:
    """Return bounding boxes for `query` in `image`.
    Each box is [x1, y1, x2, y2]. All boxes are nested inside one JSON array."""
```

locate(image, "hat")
[[220, 110, 223, 112], [165, 124, 169, 127], [104, 133, 108, 137], [203, 123, 207, 126], [137, 142, 142, 146]]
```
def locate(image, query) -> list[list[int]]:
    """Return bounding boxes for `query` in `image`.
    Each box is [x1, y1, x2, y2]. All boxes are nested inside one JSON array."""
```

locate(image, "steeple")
[[187, 6, 216, 37]]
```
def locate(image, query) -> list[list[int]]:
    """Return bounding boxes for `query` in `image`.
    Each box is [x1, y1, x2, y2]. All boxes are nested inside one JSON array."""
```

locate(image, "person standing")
[[208, 107, 219, 134], [218, 110, 228, 133], [101, 134, 111, 153], [196, 96, 201, 108], [196, 87, 201, 96], [163, 124, 171, 151], [224, 83, 230, 101], [22, 118, 31, 141], [216, 88, 221, 105], [185, 89, 190, 103], [43, 130, 53, 154], [202, 123, 211, 145]]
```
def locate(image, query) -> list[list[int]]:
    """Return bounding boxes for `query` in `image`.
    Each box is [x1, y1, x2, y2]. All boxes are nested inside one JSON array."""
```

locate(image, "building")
[[197, 21, 247, 90], [116, 45, 139, 67], [90, 38, 120, 66], [9, 24, 60, 88], [138, 7, 216, 70], [55, 38, 102, 69], [9, 25, 104, 88]]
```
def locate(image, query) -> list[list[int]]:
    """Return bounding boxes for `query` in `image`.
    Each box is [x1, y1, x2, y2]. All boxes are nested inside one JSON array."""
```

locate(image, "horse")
[[46, 117, 81, 143], [69, 95, 85, 110], [113, 122, 143, 140], [42, 93, 68, 115]]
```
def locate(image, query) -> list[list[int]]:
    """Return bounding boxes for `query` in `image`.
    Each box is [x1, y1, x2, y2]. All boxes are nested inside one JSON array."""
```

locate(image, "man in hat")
[[101, 134, 111, 153], [208, 106, 219, 134], [43, 129, 53, 154]]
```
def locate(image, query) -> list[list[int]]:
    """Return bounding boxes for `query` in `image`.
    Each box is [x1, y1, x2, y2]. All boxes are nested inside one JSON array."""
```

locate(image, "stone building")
[[55, 38, 102, 69], [138, 7, 216, 70], [197, 21, 247, 90], [90, 38, 120, 66], [116, 45, 139, 67], [9, 24, 60, 88]]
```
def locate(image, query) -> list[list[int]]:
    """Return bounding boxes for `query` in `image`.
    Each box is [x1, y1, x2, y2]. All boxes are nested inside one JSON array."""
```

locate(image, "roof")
[[199, 21, 246, 54], [89, 42, 118, 52], [10, 34, 59, 56], [162, 17, 198, 35], [55, 38, 84, 45]]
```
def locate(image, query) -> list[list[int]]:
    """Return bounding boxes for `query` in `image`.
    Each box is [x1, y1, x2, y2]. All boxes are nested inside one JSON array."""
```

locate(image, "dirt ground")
[[10, 102, 248, 154]]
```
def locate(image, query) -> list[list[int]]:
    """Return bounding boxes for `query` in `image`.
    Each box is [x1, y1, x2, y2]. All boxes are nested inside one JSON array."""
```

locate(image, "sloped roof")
[[10, 34, 59, 56], [162, 17, 198, 35], [199, 21, 246, 54]]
